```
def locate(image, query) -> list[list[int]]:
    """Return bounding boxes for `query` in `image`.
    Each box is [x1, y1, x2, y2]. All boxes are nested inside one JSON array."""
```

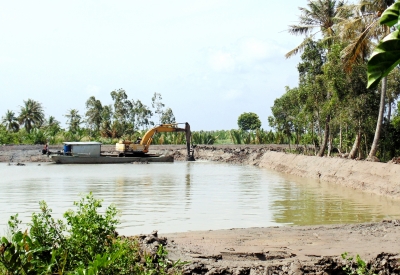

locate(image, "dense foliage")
[[267, 0, 400, 162], [0, 193, 184, 275], [237, 112, 262, 131]]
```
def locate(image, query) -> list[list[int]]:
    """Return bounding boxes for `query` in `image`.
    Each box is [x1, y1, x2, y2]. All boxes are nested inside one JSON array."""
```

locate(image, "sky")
[[0, 1, 304, 131]]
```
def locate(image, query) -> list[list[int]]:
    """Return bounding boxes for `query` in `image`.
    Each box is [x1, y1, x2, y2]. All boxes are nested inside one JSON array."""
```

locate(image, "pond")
[[1, 161, 399, 235]]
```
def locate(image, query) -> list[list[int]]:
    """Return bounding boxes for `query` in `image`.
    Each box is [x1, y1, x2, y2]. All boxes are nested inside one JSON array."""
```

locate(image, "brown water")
[[1, 161, 399, 235]]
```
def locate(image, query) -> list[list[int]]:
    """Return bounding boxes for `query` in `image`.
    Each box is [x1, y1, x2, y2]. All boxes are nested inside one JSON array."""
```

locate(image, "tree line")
[[268, 0, 400, 162], [0, 90, 176, 144]]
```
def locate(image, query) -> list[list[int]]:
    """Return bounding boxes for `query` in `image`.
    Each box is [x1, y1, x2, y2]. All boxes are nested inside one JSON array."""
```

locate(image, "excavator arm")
[[116, 122, 195, 161], [140, 123, 186, 149]]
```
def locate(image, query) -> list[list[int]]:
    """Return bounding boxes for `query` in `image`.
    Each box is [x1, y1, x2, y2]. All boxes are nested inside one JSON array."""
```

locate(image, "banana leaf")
[[367, 30, 400, 88], [380, 1, 400, 27]]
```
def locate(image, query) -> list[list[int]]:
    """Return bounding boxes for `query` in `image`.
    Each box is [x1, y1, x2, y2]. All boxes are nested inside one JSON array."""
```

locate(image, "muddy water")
[[1, 161, 399, 235]]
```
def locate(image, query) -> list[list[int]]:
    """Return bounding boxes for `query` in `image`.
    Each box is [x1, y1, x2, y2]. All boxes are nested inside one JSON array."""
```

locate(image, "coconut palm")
[[46, 116, 60, 127], [18, 99, 45, 133], [286, 0, 345, 58], [65, 109, 82, 133], [287, 0, 345, 157], [44, 116, 61, 136], [339, 0, 395, 160], [1, 110, 19, 132]]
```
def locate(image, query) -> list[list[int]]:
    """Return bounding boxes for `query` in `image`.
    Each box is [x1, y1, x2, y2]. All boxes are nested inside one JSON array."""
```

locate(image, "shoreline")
[[2, 144, 400, 273], [167, 145, 400, 200], [162, 221, 400, 274]]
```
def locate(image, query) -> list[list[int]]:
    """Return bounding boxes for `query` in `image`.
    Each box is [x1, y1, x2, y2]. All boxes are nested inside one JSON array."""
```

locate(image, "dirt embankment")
[[2, 144, 400, 274]]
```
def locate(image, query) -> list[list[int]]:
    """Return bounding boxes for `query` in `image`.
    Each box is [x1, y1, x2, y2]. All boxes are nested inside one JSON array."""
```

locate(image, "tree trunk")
[[368, 77, 387, 160], [348, 129, 361, 159], [327, 133, 332, 157], [317, 114, 330, 157], [339, 122, 342, 153], [358, 142, 364, 159], [346, 123, 349, 154]]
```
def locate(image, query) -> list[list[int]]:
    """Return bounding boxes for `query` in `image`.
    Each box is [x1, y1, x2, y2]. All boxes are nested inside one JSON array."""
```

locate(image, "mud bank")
[[163, 220, 400, 275]]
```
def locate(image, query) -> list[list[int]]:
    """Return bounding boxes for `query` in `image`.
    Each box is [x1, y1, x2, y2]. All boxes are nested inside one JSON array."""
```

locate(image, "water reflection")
[[185, 163, 192, 210], [0, 162, 399, 235], [269, 176, 397, 225]]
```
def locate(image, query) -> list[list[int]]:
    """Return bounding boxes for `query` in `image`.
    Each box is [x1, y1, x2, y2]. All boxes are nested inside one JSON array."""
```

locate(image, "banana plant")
[[368, 1, 400, 88]]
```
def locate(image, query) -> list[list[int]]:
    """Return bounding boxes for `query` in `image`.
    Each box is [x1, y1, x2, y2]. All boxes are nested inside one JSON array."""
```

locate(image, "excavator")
[[115, 122, 195, 161]]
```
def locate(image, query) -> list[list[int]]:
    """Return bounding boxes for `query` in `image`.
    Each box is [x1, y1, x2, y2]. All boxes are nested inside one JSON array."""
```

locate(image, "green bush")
[[0, 193, 185, 275], [341, 252, 375, 275]]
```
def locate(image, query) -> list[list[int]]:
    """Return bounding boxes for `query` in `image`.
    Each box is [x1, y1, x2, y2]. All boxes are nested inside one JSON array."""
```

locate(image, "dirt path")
[[2, 144, 400, 274]]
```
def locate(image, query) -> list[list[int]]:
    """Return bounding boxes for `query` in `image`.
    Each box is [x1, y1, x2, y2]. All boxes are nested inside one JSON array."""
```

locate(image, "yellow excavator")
[[115, 122, 195, 161]]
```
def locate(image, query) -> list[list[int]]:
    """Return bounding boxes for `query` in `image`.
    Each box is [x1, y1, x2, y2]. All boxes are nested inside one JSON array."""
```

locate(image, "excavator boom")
[[116, 122, 195, 161]]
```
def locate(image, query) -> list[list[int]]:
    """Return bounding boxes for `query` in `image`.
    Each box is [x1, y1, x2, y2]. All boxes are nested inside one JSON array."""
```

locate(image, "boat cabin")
[[63, 142, 102, 157]]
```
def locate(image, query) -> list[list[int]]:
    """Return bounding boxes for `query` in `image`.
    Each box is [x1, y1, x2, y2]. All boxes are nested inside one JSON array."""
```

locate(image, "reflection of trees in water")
[[185, 163, 192, 211], [237, 172, 262, 208], [100, 168, 189, 214], [270, 180, 381, 225]]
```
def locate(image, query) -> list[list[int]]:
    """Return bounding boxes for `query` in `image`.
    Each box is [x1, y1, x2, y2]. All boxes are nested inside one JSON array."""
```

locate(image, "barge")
[[49, 142, 174, 164]]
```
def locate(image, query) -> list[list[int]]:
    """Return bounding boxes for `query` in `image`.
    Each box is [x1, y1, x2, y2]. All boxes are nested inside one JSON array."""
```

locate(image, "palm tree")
[[1, 110, 19, 132], [46, 116, 60, 127], [286, 0, 345, 58], [18, 99, 45, 133], [339, 0, 395, 160], [287, 0, 345, 157], [65, 109, 82, 133], [44, 116, 61, 136]]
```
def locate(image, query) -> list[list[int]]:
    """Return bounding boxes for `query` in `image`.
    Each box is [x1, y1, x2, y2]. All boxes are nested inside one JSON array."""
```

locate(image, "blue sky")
[[0, 1, 304, 130]]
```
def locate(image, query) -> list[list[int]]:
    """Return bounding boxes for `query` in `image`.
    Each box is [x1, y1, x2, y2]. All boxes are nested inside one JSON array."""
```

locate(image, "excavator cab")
[[116, 122, 195, 161]]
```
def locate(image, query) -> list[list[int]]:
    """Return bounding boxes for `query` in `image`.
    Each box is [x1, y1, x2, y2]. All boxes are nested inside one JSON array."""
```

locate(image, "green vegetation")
[[341, 252, 376, 275], [0, 193, 185, 275], [267, 0, 400, 162], [367, 1, 400, 88], [0, 90, 177, 145], [237, 112, 261, 131]]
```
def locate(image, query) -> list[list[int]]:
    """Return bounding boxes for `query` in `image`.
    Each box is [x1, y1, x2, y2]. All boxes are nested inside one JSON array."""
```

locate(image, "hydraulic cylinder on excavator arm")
[[116, 122, 195, 161]]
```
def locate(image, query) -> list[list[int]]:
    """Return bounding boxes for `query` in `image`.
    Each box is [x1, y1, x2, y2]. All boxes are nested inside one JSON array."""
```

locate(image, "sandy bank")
[[163, 220, 400, 274]]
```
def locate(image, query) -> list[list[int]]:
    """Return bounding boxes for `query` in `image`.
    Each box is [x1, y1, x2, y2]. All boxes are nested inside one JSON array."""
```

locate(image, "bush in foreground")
[[0, 193, 184, 274]]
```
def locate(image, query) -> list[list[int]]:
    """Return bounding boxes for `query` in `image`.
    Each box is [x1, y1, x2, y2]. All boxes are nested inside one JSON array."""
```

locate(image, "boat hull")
[[50, 155, 174, 164]]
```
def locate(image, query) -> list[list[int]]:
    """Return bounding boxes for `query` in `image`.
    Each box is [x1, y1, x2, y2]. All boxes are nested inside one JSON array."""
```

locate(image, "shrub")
[[0, 193, 184, 274]]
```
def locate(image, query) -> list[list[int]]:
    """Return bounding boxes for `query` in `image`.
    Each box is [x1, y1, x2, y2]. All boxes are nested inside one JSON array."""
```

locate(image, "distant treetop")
[[237, 112, 261, 131]]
